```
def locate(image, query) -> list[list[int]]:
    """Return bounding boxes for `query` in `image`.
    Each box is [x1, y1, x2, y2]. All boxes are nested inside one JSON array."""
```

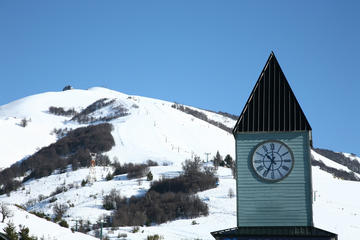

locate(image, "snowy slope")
[[0, 204, 97, 240], [312, 166, 360, 240], [0, 166, 237, 240], [1, 152, 360, 240], [0, 87, 235, 169], [312, 150, 360, 178], [0, 87, 359, 240], [0, 88, 113, 169]]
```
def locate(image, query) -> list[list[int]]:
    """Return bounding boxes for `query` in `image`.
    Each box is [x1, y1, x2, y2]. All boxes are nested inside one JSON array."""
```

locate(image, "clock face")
[[252, 140, 294, 181]]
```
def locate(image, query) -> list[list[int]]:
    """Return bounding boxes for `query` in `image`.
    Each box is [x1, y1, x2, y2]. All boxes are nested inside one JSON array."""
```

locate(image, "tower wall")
[[235, 131, 313, 226]]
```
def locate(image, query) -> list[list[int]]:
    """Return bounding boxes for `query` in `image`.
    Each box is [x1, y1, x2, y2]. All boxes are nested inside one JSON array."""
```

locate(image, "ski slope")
[[0, 87, 235, 169]]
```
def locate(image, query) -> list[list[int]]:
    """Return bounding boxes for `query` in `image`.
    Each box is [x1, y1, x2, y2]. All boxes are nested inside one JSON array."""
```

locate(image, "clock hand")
[[266, 161, 273, 173], [271, 152, 276, 165]]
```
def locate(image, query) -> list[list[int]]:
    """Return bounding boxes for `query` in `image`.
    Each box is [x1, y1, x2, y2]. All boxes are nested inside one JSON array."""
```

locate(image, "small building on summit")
[[211, 52, 337, 240]]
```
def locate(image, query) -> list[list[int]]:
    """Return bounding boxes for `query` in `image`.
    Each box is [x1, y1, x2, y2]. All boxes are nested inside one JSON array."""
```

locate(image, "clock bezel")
[[251, 140, 295, 182]]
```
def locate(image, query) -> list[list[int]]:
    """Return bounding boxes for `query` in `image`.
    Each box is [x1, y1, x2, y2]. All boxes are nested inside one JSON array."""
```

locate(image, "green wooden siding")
[[235, 131, 312, 227]]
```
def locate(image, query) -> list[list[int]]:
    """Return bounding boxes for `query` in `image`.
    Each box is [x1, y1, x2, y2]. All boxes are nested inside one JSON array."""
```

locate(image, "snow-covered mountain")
[[0, 87, 359, 240], [0, 87, 234, 170]]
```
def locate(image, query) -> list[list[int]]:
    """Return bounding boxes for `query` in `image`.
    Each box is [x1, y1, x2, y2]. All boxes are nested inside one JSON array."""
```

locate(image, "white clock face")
[[252, 141, 294, 181]]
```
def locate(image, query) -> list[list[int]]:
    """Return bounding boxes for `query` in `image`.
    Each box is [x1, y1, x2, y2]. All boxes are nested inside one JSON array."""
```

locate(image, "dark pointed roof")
[[233, 52, 311, 134]]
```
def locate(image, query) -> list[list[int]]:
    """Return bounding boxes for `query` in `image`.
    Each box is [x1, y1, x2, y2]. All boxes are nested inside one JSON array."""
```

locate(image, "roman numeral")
[[281, 151, 289, 156], [283, 159, 291, 163], [263, 170, 269, 177], [262, 145, 268, 152], [254, 160, 262, 164], [256, 152, 265, 157], [282, 166, 289, 171], [256, 165, 264, 172], [277, 169, 283, 177], [271, 171, 275, 179], [270, 143, 275, 150]]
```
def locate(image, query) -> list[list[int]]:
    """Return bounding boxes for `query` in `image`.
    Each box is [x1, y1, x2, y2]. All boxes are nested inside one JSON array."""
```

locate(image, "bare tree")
[[53, 203, 68, 221], [0, 202, 12, 223], [182, 157, 202, 176]]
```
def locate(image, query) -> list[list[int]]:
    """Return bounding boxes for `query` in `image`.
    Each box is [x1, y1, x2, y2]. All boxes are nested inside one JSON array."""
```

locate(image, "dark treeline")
[[205, 110, 238, 121], [48, 106, 77, 116], [0, 123, 115, 194], [112, 160, 158, 180], [71, 98, 113, 123], [104, 158, 216, 226], [313, 148, 360, 175], [149, 158, 218, 194], [71, 98, 129, 124], [311, 156, 360, 181], [112, 191, 208, 226], [171, 103, 233, 133], [216, 111, 238, 121], [149, 170, 217, 194]]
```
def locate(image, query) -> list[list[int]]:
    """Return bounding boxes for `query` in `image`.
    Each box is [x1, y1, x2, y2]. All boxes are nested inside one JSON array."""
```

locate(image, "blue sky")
[[1, 1, 359, 155]]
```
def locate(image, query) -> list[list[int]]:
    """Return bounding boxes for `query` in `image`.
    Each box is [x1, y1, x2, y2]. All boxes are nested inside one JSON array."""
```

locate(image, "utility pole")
[[71, 219, 79, 232], [100, 218, 103, 240], [75, 219, 78, 231], [205, 152, 211, 162]]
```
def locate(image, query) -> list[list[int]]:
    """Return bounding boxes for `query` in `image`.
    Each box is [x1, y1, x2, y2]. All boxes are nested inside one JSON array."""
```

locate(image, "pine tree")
[[4, 222, 18, 240], [147, 171, 153, 181], [105, 172, 113, 181], [213, 151, 222, 169], [18, 225, 37, 240], [224, 154, 234, 168]]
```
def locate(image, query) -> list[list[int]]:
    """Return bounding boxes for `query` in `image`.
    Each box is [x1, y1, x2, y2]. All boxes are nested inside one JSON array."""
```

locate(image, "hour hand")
[[267, 161, 273, 171]]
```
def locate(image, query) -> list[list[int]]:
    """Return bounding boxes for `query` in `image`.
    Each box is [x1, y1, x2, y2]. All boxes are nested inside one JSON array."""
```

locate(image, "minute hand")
[[266, 162, 273, 174]]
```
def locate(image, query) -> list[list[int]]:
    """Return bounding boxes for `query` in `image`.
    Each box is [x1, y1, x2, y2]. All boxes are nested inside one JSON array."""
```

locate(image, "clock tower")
[[211, 52, 337, 239]]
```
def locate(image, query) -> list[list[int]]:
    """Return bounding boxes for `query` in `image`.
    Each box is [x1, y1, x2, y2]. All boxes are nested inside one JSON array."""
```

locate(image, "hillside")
[[0, 87, 235, 170], [0, 204, 97, 240], [0, 87, 359, 240]]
